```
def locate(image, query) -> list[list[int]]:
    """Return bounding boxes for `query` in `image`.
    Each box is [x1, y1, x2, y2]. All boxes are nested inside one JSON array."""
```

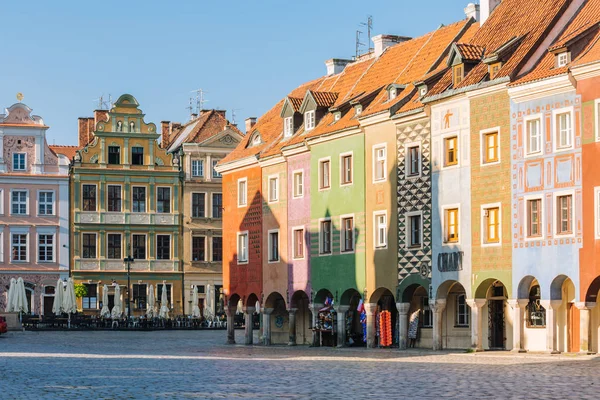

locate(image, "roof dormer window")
[[334, 112, 341, 121], [557, 52, 569, 68], [419, 86, 428, 97], [248, 132, 262, 147], [453, 64, 464, 86], [389, 88, 397, 100], [284, 116, 293, 138], [355, 105, 363, 116], [489, 62, 502, 79], [305, 110, 315, 131]]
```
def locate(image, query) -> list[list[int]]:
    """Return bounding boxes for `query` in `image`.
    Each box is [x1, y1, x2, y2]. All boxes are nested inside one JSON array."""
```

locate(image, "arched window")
[[526, 284, 546, 327]]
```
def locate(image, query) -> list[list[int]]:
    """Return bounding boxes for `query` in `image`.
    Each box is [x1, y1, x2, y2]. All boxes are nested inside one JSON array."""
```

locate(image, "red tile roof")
[[455, 43, 485, 61], [49, 145, 80, 160], [310, 91, 339, 108], [167, 110, 244, 152]]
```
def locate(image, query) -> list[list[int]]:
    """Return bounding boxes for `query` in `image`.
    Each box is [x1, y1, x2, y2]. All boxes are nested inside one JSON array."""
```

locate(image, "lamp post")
[[124, 254, 134, 318]]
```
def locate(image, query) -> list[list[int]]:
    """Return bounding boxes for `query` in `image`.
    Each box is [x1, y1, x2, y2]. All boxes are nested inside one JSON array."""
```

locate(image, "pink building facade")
[[0, 103, 70, 315]]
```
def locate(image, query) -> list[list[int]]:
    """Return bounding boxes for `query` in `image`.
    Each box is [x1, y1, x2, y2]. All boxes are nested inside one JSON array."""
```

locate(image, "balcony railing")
[[76, 212, 178, 225]]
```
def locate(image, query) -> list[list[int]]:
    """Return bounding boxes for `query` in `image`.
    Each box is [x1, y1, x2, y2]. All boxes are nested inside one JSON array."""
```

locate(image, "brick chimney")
[[480, 0, 501, 26], [78, 117, 95, 148], [161, 121, 171, 149], [245, 117, 257, 133], [94, 109, 109, 125], [325, 59, 353, 76], [372, 34, 412, 57]]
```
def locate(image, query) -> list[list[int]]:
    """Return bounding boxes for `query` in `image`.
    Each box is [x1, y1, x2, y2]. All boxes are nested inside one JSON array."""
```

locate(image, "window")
[[157, 187, 171, 213], [555, 111, 572, 150], [407, 145, 420, 176], [237, 232, 248, 263], [557, 194, 572, 235], [422, 297, 433, 328], [334, 112, 341, 121], [526, 285, 546, 327], [355, 105, 362, 115], [456, 294, 469, 327], [107, 233, 122, 259], [38, 234, 54, 262], [408, 214, 422, 248], [453, 64, 464, 86], [527, 199, 542, 238], [268, 176, 279, 202], [445, 208, 459, 243], [82, 233, 96, 259], [212, 236, 222, 262], [108, 146, 120, 164], [132, 284, 147, 310], [375, 212, 387, 248], [305, 110, 315, 131], [212, 193, 222, 218], [107, 185, 122, 212], [284, 116, 293, 137], [596, 187, 600, 239], [156, 284, 172, 306], [293, 228, 304, 259], [192, 236, 206, 261], [13, 153, 26, 171], [341, 154, 353, 185], [319, 159, 330, 189], [11, 190, 27, 215], [320, 220, 332, 254], [489, 62, 502, 79], [341, 217, 354, 252], [238, 179, 247, 207], [11, 234, 27, 261], [482, 131, 498, 163], [131, 147, 144, 165], [212, 159, 222, 178], [389, 88, 397, 100], [192, 193, 206, 218], [268, 230, 279, 262], [192, 160, 204, 177], [132, 234, 146, 259], [483, 207, 500, 244], [38, 191, 54, 215], [82, 184, 97, 211], [444, 136, 458, 167], [132, 187, 146, 213], [293, 171, 303, 198], [526, 118, 542, 155], [557, 52, 568, 67], [420, 87, 427, 97], [374, 145, 386, 182], [156, 235, 171, 260], [82, 284, 97, 309]]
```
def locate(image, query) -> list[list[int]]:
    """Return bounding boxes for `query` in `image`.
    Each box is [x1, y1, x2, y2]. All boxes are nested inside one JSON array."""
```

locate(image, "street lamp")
[[124, 254, 135, 318]]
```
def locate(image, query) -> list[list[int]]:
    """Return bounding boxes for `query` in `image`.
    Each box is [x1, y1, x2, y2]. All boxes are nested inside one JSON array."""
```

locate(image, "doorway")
[[488, 300, 505, 349]]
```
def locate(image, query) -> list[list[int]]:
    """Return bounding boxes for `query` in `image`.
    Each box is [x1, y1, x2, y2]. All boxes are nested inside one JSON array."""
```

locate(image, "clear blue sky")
[[0, 0, 470, 145]]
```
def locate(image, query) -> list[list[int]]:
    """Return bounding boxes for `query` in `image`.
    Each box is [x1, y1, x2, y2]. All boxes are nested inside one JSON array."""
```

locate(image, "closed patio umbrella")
[[62, 278, 77, 328], [192, 286, 201, 318], [159, 284, 169, 319], [100, 285, 110, 318], [5, 278, 16, 312], [13, 278, 29, 323], [111, 285, 122, 318], [204, 284, 213, 319], [146, 285, 156, 318], [52, 279, 65, 316]]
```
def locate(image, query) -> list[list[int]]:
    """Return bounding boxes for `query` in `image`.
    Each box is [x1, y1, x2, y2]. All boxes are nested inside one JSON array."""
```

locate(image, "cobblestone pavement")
[[1, 330, 599, 399]]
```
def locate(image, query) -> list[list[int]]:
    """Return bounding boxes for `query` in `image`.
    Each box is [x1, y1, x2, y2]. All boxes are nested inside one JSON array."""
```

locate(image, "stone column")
[[288, 308, 298, 346], [466, 298, 486, 352], [225, 306, 236, 344], [575, 302, 596, 354], [540, 300, 562, 353], [334, 305, 350, 347], [243, 306, 255, 345], [508, 299, 528, 352], [309, 303, 323, 347], [396, 302, 410, 350], [364, 303, 378, 348], [262, 307, 274, 345], [431, 299, 447, 351]]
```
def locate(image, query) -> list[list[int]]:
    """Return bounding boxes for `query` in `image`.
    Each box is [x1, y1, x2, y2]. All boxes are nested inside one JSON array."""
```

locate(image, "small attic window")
[[389, 88, 397, 100], [557, 52, 569, 68], [305, 110, 315, 131], [419, 87, 427, 97], [334, 112, 341, 121], [453, 64, 464, 86], [355, 105, 363, 116], [489, 62, 502, 79], [284, 117, 293, 138], [250, 132, 262, 147]]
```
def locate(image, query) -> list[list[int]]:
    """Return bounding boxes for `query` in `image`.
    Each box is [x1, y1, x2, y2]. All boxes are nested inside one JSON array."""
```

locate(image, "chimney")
[[94, 109, 109, 126], [190, 113, 198, 121], [325, 59, 353, 76], [372, 34, 412, 57], [78, 117, 95, 148], [215, 110, 227, 118], [245, 117, 257, 133], [161, 121, 171, 149], [480, 0, 501, 26], [464, 3, 480, 21]]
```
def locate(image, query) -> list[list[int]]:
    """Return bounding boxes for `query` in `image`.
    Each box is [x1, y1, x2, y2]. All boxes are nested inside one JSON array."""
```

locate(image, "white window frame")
[[191, 159, 205, 177], [305, 110, 315, 131], [456, 294, 470, 327], [557, 52, 569, 67], [284, 116, 293, 137], [81, 183, 98, 212], [442, 204, 461, 245], [156, 186, 171, 214], [211, 192, 223, 219], [131, 185, 147, 213], [318, 157, 331, 191], [355, 105, 362, 116], [405, 211, 423, 249], [481, 202, 502, 247], [0, 229, 3, 262], [373, 143, 387, 183], [10, 189, 29, 216], [405, 142, 422, 178], [106, 232, 123, 260], [132, 233, 147, 260], [595, 187, 600, 239], [12, 152, 26, 171], [553, 190, 575, 237], [441, 132, 460, 169], [552, 107, 574, 152], [524, 194, 544, 241], [268, 174, 279, 203], [339, 214, 355, 254], [237, 231, 249, 264], [10, 230, 29, 263], [267, 229, 280, 263], [292, 170, 304, 199], [319, 218, 333, 256], [156, 234, 172, 260], [191, 192, 207, 218], [389, 88, 397, 100], [81, 232, 98, 259], [37, 190, 56, 216], [191, 235, 207, 262], [106, 184, 123, 213], [237, 178, 247, 207], [0, 188, 4, 215], [374, 211, 388, 250], [524, 114, 543, 158], [339, 151, 353, 187], [291, 226, 305, 260], [212, 159, 222, 178], [595, 99, 600, 142], [480, 127, 501, 166]]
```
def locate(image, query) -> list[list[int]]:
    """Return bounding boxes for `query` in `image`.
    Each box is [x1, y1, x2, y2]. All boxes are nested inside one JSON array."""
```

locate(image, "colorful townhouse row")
[[0, 94, 244, 318], [217, 0, 600, 353]]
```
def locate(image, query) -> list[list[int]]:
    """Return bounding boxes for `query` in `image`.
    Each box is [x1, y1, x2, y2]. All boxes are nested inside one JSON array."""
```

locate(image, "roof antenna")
[[93, 94, 112, 110], [355, 30, 364, 59], [190, 88, 208, 114], [231, 108, 242, 125], [360, 15, 373, 53]]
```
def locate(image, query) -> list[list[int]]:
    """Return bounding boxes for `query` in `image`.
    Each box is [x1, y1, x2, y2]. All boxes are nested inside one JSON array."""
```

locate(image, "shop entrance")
[[488, 299, 505, 349], [43, 286, 55, 316]]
